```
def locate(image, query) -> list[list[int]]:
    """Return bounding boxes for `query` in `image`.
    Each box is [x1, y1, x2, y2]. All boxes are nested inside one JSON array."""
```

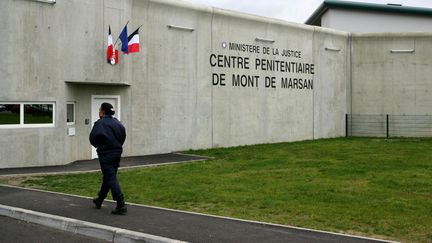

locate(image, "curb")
[[0, 204, 187, 243]]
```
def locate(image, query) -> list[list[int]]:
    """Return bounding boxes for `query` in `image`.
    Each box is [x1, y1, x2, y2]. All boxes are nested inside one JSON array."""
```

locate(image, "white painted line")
[[0, 184, 399, 243], [0, 203, 187, 243], [0, 184, 98, 200], [0, 169, 101, 177], [172, 152, 215, 160], [119, 159, 208, 171]]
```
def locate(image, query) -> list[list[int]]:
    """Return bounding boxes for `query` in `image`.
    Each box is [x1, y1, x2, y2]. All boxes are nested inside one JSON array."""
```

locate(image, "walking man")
[[90, 102, 127, 215]]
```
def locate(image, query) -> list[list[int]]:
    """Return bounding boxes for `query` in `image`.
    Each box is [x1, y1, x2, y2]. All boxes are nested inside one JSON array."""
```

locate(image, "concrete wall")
[[313, 29, 349, 139], [209, 12, 316, 147], [0, 0, 66, 167], [129, 0, 213, 154], [322, 9, 432, 33], [351, 33, 432, 115], [0, 0, 347, 168], [3, 0, 431, 168], [350, 33, 432, 137]]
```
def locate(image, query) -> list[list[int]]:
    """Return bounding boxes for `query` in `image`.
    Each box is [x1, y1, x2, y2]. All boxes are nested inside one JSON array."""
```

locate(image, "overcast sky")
[[184, 0, 432, 23]]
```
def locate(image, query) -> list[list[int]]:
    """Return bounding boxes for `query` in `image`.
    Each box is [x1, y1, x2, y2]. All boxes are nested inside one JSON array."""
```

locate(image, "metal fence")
[[346, 114, 432, 137]]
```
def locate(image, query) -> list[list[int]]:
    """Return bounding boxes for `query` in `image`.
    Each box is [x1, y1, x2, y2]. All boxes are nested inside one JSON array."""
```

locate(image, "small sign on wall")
[[68, 127, 76, 136]]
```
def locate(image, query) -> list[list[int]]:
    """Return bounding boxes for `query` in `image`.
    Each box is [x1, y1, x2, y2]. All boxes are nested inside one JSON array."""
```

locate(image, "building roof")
[[305, 0, 432, 25]]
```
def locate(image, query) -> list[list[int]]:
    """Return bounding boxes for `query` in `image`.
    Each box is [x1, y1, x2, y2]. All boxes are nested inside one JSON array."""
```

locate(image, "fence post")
[[346, 114, 349, 137], [386, 114, 389, 138]]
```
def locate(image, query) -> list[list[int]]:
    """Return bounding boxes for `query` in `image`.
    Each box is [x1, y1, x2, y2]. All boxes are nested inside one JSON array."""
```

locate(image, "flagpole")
[[113, 20, 129, 46], [126, 25, 143, 38], [115, 23, 143, 49]]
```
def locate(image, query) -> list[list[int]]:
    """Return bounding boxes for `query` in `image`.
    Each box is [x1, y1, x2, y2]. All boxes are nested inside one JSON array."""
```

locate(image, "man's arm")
[[89, 122, 104, 147], [120, 124, 126, 145]]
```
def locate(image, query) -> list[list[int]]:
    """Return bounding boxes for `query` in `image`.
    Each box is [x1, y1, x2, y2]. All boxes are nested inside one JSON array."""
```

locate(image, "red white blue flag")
[[107, 25, 114, 63], [127, 27, 140, 53], [119, 24, 129, 54]]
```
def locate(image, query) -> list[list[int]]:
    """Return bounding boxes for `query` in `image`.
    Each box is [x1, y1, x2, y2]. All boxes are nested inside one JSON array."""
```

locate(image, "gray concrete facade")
[[351, 33, 432, 116], [0, 0, 430, 168]]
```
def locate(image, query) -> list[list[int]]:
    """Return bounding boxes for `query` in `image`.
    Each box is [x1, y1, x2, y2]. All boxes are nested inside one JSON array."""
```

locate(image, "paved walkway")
[[0, 153, 397, 243], [0, 153, 207, 176], [0, 186, 395, 243]]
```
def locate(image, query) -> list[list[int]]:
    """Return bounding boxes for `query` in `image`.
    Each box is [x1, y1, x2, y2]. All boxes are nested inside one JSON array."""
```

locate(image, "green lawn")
[[4, 137, 432, 242]]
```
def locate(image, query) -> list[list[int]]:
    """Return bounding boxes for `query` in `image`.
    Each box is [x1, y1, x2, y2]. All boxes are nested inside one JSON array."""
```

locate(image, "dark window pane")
[[0, 104, 20, 125], [24, 104, 53, 124], [67, 104, 74, 123]]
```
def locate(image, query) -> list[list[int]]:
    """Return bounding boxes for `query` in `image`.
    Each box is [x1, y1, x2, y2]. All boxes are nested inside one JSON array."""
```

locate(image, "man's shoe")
[[111, 205, 127, 215], [93, 198, 103, 209]]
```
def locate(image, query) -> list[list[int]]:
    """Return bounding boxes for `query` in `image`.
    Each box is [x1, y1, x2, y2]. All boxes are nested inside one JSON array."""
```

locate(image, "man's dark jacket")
[[89, 115, 126, 156]]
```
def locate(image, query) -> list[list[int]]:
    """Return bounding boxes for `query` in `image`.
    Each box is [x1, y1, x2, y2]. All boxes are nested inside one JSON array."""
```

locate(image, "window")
[[66, 102, 75, 125], [0, 104, 20, 125], [24, 104, 54, 124], [0, 102, 55, 128]]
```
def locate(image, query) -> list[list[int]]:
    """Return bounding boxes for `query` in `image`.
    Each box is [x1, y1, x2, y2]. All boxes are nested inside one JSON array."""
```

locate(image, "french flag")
[[127, 27, 140, 53], [110, 49, 119, 65], [107, 25, 114, 63], [119, 24, 128, 54], [107, 26, 118, 65]]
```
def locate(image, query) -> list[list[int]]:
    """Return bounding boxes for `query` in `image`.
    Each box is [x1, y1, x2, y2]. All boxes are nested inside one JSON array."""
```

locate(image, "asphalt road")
[[0, 215, 108, 243]]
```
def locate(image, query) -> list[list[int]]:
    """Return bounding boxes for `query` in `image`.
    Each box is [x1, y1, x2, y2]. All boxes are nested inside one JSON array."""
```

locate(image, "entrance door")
[[91, 95, 121, 159]]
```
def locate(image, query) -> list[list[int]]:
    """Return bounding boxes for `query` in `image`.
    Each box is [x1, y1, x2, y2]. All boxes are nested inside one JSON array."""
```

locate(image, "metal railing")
[[346, 114, 432, 137]]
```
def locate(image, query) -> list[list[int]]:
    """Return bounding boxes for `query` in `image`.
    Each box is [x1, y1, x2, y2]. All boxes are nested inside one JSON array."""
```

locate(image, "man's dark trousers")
[[97, 153, 124, 203]]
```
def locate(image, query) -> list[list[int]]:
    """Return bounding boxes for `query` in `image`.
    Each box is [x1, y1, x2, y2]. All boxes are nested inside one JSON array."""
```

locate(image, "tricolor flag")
[[127, 27, 140, 53], [110, 49, 119, 65], [107, 25, 113, 63], [119, 24, 129, 54]]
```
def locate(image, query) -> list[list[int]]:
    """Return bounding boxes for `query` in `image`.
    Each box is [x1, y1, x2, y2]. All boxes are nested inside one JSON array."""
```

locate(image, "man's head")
[[99, 102, 115, 118]]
